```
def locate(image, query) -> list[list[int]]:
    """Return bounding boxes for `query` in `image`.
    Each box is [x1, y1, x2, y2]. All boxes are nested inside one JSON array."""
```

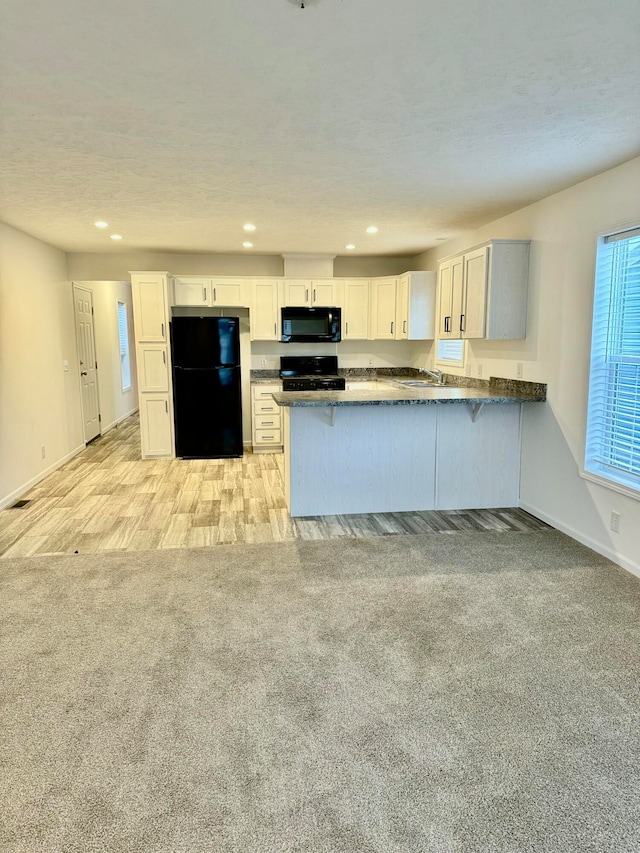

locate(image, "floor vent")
[[10, 499, 31, 508]]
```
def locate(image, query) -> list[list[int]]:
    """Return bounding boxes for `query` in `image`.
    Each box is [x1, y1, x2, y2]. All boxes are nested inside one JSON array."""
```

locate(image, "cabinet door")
[[343, 280, 370, 339], [211, 279, 247, 306], [395, 275, 409, 339], [438, 258, 464, 339], [173, 277, 211, 306], [132, 277, 168, 342], [311, 280, 335, 305], [370, 278, 397, 339], [283, 280, 311, 306], [251, 281, 280, 341], [140, 395, 173, 457], [462, 247, 489, 338], [138, 345, 169, 392]]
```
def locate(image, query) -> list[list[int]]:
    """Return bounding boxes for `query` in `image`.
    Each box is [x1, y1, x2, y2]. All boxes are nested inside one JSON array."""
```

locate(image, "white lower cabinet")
[[140, 395, 173, 457], [252, 383, 283, 451]]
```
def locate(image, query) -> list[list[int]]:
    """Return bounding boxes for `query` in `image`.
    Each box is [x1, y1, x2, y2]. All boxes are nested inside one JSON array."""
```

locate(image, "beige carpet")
[[1, 531, 639, 852]]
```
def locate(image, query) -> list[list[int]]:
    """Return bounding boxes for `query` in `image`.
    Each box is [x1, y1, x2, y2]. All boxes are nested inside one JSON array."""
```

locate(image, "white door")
[[73, 284, 101, 443]]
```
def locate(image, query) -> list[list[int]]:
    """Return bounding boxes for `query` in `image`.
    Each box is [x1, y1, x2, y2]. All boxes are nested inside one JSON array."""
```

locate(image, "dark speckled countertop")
[[271, 375, 546, 407]]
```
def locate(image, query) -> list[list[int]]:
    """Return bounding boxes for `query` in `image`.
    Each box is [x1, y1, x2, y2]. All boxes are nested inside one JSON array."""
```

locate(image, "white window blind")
[[585, 227, 640, 493], [117, 301, 131, 391], [437, 338, 464, 364]]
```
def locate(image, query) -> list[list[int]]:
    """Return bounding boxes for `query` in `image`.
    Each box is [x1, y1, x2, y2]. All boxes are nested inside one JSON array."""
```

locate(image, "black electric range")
[[280, 356, 346, 391]]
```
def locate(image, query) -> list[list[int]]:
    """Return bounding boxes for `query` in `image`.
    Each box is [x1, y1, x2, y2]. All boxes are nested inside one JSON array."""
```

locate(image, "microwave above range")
[[281, 306, 341, 343]]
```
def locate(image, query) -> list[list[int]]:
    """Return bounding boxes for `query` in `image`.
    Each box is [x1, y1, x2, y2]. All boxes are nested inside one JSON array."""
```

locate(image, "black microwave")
[[281, 306, 341, 343]]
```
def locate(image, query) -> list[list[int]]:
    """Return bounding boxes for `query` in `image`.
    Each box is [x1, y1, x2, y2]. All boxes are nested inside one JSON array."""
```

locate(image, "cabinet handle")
[[165, 401, 168, 413], [203, 288, 207, 302], [161, 322, 165, 338], [263, 435, 274, 440], [346, 321, 349, 335], [444, 316, 450, 333], [262, 421, 274, 425], [403, 319, 407, 334], [274, 322, 277, 336], [305, 289, 309, 303], [313, 289, 316, 302], [213, 287, 217, 302], [460, 314, 465, 332], [162, 351, 166, 364], [390, 321, 394, 335]]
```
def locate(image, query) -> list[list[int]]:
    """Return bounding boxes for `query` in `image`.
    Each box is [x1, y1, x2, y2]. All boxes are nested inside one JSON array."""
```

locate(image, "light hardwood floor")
[[0, 414, 550, 558]]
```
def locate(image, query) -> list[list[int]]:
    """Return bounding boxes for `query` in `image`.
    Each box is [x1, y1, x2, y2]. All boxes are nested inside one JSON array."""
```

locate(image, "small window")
[[584, 226, 640, 495], [117, 300, 132, 391], [436, 338, 465, 367]]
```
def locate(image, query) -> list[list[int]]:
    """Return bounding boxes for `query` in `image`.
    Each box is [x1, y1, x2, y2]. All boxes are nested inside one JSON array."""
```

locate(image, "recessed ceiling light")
[[345, 244, 356, 250], [110, 234, 123, 241], [243, 223, 256, 232], [366, 226, 378, 234], [243, 241, 253, 248], [94, 221, 108, 228]]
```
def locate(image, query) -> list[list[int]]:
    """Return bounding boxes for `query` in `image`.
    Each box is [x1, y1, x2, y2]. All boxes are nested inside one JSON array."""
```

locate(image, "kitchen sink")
[[392, 379, 447, 388]]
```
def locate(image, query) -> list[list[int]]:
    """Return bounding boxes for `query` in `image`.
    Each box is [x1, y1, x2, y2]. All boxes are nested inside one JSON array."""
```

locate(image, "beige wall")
[[67, 251, 417, 281], [411, 157, 640, 576], [0, 222, 83, 507]]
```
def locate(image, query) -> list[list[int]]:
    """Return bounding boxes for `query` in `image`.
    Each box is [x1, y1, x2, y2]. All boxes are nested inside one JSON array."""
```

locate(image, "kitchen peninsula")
[[273, 378, 546, 517]]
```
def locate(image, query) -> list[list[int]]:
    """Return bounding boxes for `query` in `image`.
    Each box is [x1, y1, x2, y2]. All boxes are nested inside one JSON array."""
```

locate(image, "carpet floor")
[[1, 531, 639, 852]]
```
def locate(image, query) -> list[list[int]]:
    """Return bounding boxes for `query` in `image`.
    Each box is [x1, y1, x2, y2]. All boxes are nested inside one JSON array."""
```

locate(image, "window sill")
[[580, 469, 640, 502]]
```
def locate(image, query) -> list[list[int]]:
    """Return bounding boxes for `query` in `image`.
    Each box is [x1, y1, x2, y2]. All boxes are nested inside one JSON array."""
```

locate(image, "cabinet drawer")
[[252, 384, 281, 400], [254, 414, 281, 430], [254, 428, 282, 445], [254, 399, 279, 415]]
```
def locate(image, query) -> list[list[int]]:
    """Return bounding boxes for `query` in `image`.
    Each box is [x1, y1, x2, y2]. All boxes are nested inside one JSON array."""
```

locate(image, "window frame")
[[582, 223, 640, 501], [117, 299, 132, 392]]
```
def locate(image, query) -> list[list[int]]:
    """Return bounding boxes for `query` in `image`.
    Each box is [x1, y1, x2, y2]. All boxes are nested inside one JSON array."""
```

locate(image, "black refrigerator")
[[171, 316, 243, 459]]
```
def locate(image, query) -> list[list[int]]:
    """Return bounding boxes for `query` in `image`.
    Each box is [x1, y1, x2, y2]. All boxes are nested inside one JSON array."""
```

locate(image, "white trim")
[[519, 500, 640, 580], [579, 468, 640, 502], [100, 406, 139, 435], [0, 444, 86, 511]]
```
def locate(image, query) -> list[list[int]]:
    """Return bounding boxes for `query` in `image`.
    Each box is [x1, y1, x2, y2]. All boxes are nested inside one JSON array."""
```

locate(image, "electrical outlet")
[[610, 511, 621, 533], [477, 364, 483, 378], [368, 357, 374, 366], [260, 358, 267, 368], [41, 445, 46, 459], [516, 362, 524, 379]]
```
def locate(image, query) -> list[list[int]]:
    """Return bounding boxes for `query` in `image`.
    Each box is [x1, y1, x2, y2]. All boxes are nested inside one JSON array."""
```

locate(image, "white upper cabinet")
[[173, 277, 248, 307], [343, 279, 370, 340], [370, 277, 398, 339], [395, 271, 436, 340], [250, 280, 281, 341], [132, 274, 169, 342], [173, 277, 210, 306], [283, 279, 340, 307], [210, 279, 248, 306], [437, 240, 530, 340]]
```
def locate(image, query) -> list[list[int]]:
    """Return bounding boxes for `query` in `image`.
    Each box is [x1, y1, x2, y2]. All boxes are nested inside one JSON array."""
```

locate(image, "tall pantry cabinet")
[[131, 272, 175, 458]]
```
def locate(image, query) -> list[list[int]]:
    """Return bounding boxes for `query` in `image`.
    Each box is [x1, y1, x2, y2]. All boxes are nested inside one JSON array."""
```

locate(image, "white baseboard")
[[0, 444, 86, 511], [519, 500, 640, 580], [101, 406, 139, 435]]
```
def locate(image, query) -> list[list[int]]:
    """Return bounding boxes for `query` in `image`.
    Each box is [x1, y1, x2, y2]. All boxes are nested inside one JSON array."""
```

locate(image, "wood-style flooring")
[[0, 414, 550, 558]]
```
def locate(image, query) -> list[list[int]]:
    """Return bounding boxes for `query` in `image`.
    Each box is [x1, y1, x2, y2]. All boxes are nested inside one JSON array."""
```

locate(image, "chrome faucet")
[[418, 367, 444, 385]]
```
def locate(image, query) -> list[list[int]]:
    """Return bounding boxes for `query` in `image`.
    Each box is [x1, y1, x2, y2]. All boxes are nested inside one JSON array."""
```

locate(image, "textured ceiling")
[[1, 0, 639, 256]]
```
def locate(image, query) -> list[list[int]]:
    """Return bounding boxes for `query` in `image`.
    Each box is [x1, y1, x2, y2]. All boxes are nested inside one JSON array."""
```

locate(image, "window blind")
[[437, 339, 464, 363], [117, 301, 132, 391], [585, 230, 640, 491]]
